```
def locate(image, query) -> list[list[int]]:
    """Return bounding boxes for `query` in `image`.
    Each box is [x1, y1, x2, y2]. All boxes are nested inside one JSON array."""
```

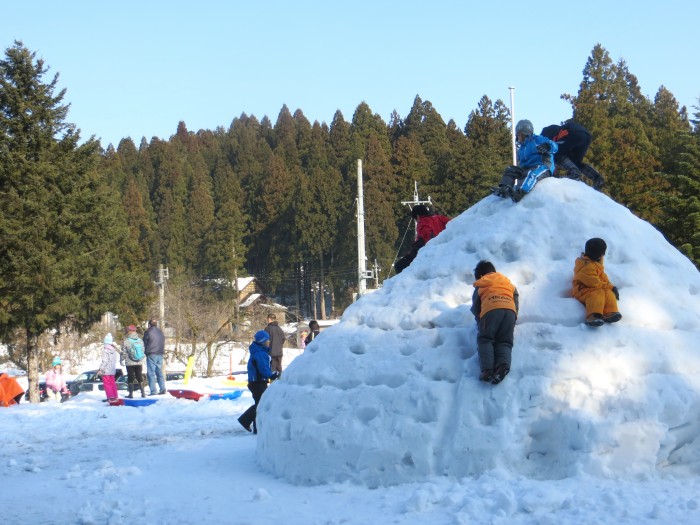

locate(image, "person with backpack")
[[540, 121, 605, 190], [120, 324, 146, 398], [237, 330, 279, 434], [394, 204, 451, 274], [493, 119, 558, 202]]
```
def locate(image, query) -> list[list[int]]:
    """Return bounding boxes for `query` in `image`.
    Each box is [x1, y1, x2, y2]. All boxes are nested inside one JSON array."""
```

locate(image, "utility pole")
[[509, 86, 517, 165], [155, 265, 169, 329], [373, 259, 381, 289], [356, 159, 374, 299], [232, 245, 240, 334]]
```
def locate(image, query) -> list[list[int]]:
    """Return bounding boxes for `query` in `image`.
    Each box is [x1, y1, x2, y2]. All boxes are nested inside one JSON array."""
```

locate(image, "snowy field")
[[3, 178, 700, 524]]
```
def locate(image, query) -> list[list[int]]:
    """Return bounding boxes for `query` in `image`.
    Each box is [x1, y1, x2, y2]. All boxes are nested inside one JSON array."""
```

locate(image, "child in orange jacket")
[[470, 260, 519, 385], [572, 238, 621, 327]]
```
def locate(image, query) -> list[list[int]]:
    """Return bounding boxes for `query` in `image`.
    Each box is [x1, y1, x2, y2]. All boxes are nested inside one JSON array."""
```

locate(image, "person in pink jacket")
[[45, 357, 69, 402], [98, 333, 121, 402]]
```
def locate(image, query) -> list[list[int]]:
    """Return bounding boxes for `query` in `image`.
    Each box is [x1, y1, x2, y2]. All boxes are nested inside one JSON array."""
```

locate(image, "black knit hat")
[[411, 204, 431, 219], [473, 260, 496, 279], [584, 238, 607, 261]]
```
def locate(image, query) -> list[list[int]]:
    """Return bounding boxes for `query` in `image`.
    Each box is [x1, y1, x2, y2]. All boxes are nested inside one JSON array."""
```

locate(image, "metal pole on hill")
[[509, 86, 517, 165], [357, 159, 368, 298]]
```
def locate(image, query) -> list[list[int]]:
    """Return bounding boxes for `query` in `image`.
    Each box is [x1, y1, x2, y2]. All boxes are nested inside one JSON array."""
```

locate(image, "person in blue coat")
[[237, 330, 279, 434], [493, 119, 558, 202]]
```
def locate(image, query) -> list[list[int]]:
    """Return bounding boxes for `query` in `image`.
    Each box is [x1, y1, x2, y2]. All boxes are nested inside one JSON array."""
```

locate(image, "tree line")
[[100, 44, 698, 311], [2, 41, 699, 398]]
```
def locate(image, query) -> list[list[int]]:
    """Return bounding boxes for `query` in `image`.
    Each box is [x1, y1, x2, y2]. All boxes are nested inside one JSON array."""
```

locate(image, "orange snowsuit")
[[0, 373, 24, 407], [572, 254, 619, 317]]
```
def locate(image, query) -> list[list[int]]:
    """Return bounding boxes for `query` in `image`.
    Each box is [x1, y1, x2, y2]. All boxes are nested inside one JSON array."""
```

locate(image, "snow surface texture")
[[258, 178, 700, 487]]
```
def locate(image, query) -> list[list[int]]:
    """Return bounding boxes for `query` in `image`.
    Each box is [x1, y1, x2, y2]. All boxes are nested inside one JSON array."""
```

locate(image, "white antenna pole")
[[357, 159, 367, 297], [401, 181, 432, 209], [509, 86, 517, 165]]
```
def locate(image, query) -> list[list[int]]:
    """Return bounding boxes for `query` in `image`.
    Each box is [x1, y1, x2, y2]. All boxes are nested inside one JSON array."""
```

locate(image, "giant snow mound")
[[257, 178, 700, 487]]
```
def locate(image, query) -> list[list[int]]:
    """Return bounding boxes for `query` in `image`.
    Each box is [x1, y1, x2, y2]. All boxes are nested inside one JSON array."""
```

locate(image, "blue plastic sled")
[[123, 397, 159, 407], [207, 390, 243, 401]]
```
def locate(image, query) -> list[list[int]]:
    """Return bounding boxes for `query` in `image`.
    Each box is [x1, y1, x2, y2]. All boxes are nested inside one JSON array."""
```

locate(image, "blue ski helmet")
[[515, 119, 534, 142], [254, 330, 270, 344]]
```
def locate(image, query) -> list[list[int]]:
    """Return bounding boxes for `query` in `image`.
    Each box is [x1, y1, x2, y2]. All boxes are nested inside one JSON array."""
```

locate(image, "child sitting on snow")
[[572, 238, 622, 327], [470, 261, 519, 384]]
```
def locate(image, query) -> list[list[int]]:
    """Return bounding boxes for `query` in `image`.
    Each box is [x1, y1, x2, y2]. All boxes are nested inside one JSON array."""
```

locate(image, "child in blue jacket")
[[237, 330, 279, 434], [493, 119, 558, 202]]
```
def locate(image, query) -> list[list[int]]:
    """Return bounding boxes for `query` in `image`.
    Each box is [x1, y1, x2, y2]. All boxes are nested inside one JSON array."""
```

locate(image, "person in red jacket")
[[394, 205, 450, 274]]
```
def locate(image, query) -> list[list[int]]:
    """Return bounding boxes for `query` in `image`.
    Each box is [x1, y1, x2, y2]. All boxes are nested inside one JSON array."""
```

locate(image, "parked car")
[[166, 371, 185, 381], [68, 369, 127, 396]]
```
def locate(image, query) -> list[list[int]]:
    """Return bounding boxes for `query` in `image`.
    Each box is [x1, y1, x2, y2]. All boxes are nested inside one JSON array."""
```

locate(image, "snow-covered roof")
[[236, 276, 255, 290], [238, 293, 287, 311], [239, 293, 262, 308]]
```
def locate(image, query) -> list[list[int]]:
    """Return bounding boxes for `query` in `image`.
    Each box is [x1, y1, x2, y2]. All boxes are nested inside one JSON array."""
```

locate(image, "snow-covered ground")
[[3, 178, 700, 524]]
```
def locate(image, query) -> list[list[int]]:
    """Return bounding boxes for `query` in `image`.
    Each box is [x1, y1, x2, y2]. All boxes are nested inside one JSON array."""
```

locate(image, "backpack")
[[128, 338, 145, 361]]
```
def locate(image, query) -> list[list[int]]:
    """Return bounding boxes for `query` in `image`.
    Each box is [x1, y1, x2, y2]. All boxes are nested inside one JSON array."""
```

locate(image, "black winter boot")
[[140, 382, 146, 398], [127, 384, 134, 399]]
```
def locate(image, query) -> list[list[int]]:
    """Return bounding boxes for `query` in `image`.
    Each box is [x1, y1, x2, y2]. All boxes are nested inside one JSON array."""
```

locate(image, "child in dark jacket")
[[304, 320, 320, 346], [237, 330, 279, 434], [470, 261, 519, 384], [572, 238, 621, 327]]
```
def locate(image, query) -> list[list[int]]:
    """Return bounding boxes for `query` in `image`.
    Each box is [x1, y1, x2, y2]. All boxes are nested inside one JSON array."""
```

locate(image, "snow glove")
[[612, 286, 619, 300], [536, 142, 551, 155]]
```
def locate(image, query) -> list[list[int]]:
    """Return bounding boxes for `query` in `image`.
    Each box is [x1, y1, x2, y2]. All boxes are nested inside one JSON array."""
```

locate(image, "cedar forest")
[[1, 41, 699, 393]]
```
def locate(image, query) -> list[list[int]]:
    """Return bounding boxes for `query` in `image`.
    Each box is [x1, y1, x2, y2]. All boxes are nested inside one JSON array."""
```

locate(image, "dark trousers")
[[126, 364, 144, 385], [395, 251, 417, 274], [477, 309, 516, 371], [554, 129, 591, 167], [238, 381, 268, 433], [270, 355, 283, 375]]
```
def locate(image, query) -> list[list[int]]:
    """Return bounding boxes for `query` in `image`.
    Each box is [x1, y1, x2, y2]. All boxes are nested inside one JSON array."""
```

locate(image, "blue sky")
[[4, 1, 699, 148]]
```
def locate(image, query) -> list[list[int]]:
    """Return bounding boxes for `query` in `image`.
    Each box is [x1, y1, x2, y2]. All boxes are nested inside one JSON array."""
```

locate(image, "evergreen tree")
[[149, 138, 188, 272], [661, 101, 700, 267], [565, 44, 665, 223], [0, 42, 148, 401], [185, 151, 216, 275], [295, 122, 343, 318], [204, 158, 248, 283], [456, 96, 511, 209]]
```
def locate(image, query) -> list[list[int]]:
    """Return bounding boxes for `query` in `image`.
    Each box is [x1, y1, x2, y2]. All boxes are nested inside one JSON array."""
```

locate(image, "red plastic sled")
[[169, 389, 206, 401]]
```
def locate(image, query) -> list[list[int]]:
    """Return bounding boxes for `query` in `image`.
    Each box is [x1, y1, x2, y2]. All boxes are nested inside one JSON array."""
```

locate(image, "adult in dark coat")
[[395, 204, 450, 274], [264, 313, 286, 377], [143, 318, 167, 395], [540, 121, 605, 190]]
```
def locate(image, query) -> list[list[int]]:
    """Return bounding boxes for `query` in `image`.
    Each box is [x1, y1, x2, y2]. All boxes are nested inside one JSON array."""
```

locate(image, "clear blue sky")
[[4, 0, 699, 148]]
